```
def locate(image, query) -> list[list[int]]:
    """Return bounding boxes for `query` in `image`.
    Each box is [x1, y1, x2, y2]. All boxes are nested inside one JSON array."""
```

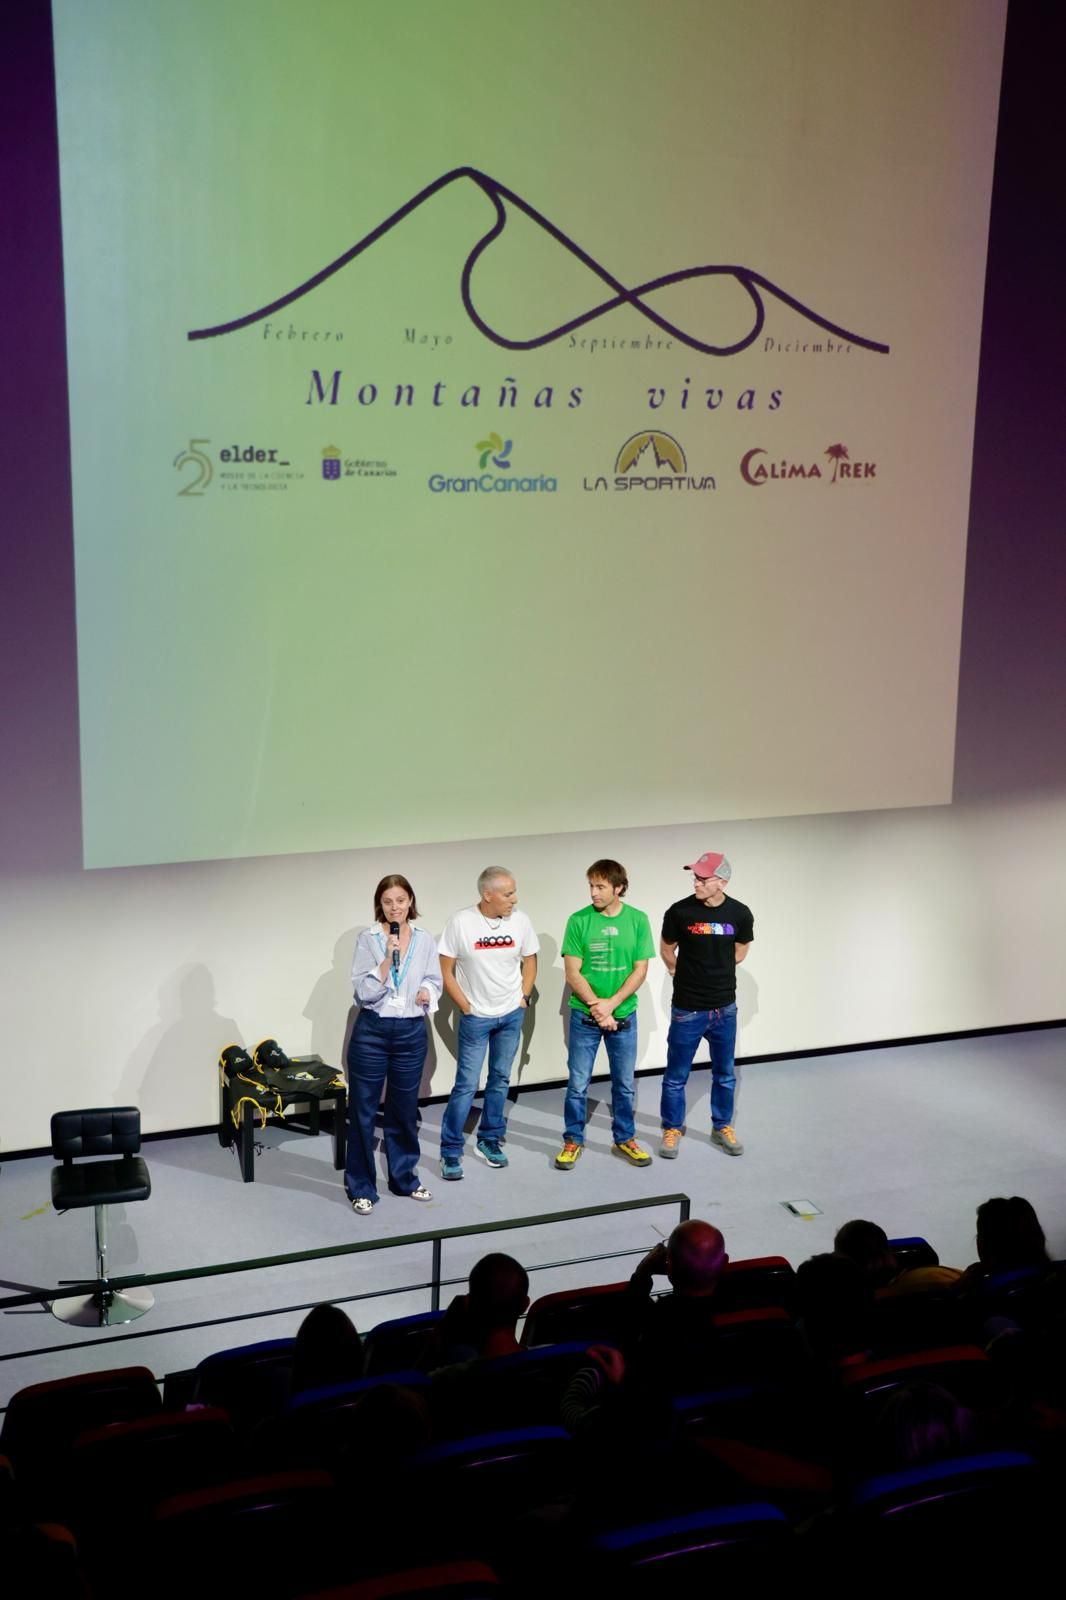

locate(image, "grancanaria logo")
[[584, 431, 715, 493], [429, 436, 556, 494], [477, 432, 512, 469]]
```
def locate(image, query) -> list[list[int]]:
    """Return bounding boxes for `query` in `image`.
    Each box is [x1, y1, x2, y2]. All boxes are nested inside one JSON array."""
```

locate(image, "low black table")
[[218, 1056, 347, 1183]]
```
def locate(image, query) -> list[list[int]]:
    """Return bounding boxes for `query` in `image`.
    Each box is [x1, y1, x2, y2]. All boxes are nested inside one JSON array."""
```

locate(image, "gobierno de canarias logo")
[[428, 434, 557, 493], [583, 431, 716, 492]]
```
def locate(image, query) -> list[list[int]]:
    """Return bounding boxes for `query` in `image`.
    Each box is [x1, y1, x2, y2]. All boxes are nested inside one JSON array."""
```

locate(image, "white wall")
[[5, 789, 1063, 1151]]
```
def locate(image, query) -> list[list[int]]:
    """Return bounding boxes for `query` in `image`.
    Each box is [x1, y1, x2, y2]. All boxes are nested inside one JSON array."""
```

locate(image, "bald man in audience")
[[565, 1221, 730, 1430], [628, 1220, 728, 1382]]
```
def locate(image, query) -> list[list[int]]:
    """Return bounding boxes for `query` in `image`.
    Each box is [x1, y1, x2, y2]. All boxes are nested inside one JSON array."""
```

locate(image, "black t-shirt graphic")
[[661, 893, 754, 1010]]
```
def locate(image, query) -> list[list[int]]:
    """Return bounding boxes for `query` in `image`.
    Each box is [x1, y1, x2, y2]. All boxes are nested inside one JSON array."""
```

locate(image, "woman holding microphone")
[[345, 874, 442, 1214]]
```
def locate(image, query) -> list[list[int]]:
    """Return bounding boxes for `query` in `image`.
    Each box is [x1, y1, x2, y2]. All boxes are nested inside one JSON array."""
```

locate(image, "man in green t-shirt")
[[556, 859, 656, 1170]]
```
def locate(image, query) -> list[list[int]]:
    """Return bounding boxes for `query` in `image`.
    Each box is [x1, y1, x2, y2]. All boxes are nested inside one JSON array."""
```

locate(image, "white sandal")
[[409, 1185, 433, 1202], [351, 1196, 375, 1215]]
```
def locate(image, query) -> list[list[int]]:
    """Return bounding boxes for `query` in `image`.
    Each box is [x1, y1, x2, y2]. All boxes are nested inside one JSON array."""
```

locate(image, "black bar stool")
[[50, 1106, 153, 1327]]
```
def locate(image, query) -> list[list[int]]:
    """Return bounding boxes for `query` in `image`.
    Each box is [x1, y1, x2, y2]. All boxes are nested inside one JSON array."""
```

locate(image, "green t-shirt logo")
[[561, 902, 656, 1019]]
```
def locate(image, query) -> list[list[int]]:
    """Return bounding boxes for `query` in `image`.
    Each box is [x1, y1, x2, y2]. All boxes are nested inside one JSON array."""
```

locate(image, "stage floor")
[[2, 1026, 1064, 1408]]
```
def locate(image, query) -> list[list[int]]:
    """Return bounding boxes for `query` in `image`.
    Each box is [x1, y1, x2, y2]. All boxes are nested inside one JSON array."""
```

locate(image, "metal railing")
[[0, 1191, 690, 1376]]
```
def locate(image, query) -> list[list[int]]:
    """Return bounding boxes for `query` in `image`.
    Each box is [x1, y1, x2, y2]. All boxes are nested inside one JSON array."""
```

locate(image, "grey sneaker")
[[711, 1125, 744, 1157], [441, 1156, 464, 1181], [475, 1138, 509, 1169], [660, 1127, 684, 1159]]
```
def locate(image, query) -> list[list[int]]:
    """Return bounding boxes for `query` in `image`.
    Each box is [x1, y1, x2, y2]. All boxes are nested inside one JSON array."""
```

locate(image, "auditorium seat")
[[151, 1470, 342, 1594], [0, 1452, 17, 1531], [837, 1344, 1000, 1416], [520, 1280, 638, 1348], [977, 1262, 1053, 1320], [712, 1306, 809, 1377], [714, 1256, 797, 1315], [671, 1378, 825, 1459], [842, 1449, 1046, 1554], [294, 1561, 501, 1598], [3, 1520, 86, 1591], [590, 1501, 793, 1582], [63, 1406, 238, 1555], [868, 1288, 969, 1355], [409, 1428, 576, 1574], [413, 1424, 575, 1510], [0, 1366, 161, 1510], [362, 1309, 443, 1374], [262, 1372, 430, 1471], [886, 1236, 940, 1270], [191, 1336, 297, 1428], [431, 1340, 595, 1438]]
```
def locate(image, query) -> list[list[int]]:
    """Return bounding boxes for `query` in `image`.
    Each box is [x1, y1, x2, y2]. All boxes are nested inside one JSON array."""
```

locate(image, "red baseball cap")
[[684, 851, 731, 880]]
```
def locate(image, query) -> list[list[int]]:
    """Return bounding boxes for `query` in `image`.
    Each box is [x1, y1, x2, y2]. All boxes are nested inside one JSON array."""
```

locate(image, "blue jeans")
[[440, 1007, 524, 1159], [563, 1010, 638, 1145], [661, 1003, 738, 1130], [345, 1010, 427, 1201]]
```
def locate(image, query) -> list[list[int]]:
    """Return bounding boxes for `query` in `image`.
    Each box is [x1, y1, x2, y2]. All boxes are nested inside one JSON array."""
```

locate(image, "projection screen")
[[51, 0, 1007, 868]]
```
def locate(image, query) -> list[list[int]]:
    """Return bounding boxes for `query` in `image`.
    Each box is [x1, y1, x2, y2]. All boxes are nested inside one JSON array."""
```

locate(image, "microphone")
[[390, 921, 401, 971]]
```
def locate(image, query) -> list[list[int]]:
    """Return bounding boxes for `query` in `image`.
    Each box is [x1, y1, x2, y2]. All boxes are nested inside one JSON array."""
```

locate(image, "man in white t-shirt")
[[438, 867, 539, 1180]]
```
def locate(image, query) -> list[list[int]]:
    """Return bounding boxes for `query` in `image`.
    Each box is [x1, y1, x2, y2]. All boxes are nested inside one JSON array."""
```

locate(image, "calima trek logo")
[[428, 434, 557, 493], [584, 431, 716, 492], [740, 442, 877, 486]]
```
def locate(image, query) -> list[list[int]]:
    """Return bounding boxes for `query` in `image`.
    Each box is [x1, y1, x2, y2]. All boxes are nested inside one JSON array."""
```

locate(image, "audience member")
[[291, 1303, 364, 1394], [873, 1381, 979, 1467], [627, 1220, 728, 1381], [427, 1251, 531, 1366], [796, 1253, 873, 1365], [834, 1218, 961, 1296], [970, 1196, 1050, 1275]]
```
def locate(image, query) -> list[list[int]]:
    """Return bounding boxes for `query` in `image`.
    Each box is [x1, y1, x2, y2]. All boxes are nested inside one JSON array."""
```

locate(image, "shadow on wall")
[[114, 963, 241, 1130], [304, 925, 362, 1067]]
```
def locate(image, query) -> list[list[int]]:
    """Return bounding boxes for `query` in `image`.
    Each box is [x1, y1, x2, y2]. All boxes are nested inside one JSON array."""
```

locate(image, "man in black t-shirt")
[[658, 850, 754, 1159]]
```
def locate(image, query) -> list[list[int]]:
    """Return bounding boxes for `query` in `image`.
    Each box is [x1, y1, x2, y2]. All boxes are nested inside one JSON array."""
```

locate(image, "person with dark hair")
[[438, 867, 539, 1180], [795, 1252, 874, 1365], [834, 1220, 898, 1287], [873, 1382, 978, 1468], [556, 859, 656, 1170], [658, 850, 753, 1160], [424, 1253, 531, 1380], [974, 1196, 1050, 1272], [291, 1303, 364, 1394], [834, 1218, 961, 1296], [344, 875, 442, 1213], [954, 1195, 1052, 1316]]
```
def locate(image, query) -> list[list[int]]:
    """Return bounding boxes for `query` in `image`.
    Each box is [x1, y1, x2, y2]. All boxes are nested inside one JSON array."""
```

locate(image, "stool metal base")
[[51, 1286, 155, 1328]]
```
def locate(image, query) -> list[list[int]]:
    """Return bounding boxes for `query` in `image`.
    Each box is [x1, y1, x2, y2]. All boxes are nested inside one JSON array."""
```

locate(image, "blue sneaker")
[[441, 1155, 464, 1181], [475, 1138, 509, 1169]]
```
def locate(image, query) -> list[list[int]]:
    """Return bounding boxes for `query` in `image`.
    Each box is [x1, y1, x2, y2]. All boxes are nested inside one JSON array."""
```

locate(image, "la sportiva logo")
[[584, 431, 716, 492]]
